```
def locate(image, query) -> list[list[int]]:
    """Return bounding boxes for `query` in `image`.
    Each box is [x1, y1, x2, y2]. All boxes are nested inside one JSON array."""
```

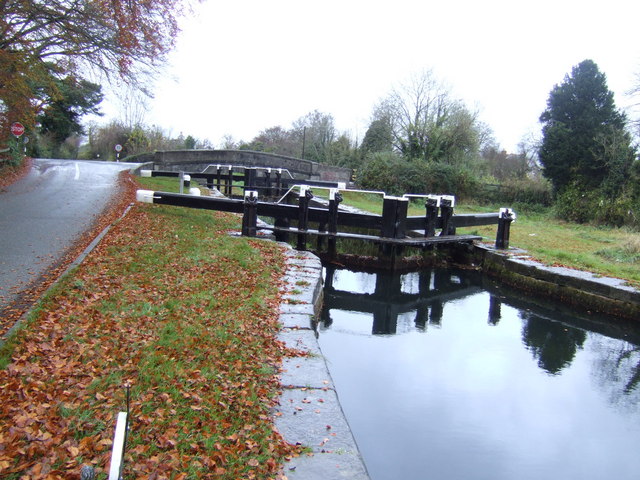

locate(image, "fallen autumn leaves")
[[0, 173, 302, 479]]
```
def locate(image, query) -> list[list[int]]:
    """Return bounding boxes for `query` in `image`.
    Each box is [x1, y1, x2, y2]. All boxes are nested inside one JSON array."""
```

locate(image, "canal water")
[[317, 266, 640, 480]]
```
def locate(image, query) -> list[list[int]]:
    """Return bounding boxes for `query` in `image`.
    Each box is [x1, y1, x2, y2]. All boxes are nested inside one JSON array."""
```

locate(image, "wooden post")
[[425, 195, 439, 237], [275, 169, 282, 198], [495, 208, 515, 249], [243, 167, 253, 194], [242, 191, 258, 237], [324, 263, 337, 291], [439, 195, 455, 236], [317, 219, 327, 251], [244, 167, 259, 196], [274, 217, 290, 243], [328, 189, 342, 257], [226, 165, 233, 196], [265, 168, 272, 197], [395, 197, 408, 239], [380, 196, 409, 265], [215, 165, 222, 192], [381, 196, 408, 239], [206, 174, 214, 189], [297, 186, 313, 250]]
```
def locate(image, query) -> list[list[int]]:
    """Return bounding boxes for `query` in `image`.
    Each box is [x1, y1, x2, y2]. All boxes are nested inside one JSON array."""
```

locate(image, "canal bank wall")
[[452, 244, 640, 322]]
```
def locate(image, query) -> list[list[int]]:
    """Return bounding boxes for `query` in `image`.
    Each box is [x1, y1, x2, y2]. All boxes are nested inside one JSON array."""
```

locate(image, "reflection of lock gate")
[[322, 266, 486, 335]]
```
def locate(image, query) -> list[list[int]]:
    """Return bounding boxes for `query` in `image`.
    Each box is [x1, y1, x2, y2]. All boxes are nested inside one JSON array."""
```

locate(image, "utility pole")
[[301, 126, 306, 159]]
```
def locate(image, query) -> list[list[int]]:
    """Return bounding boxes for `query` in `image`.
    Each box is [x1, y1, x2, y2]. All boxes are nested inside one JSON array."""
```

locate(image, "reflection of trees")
[[590, 339, 640, 409], [520, 312, 587, 375], [488, 279, 640, 406], [618, 346, 640, 394]]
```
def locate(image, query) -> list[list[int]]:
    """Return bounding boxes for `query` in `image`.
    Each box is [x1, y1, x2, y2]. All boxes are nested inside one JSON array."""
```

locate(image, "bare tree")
[[377, 69, 482, 164], [292, 110, 337, 163], [116, 85, 149, 129]]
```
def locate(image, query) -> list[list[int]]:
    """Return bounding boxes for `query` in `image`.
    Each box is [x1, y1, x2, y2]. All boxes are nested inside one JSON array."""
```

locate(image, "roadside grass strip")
[[0, 201, 301, 479]]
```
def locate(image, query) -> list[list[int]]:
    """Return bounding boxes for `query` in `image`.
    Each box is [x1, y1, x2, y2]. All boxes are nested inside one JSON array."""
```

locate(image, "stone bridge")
[[136, 149, 352, 183]]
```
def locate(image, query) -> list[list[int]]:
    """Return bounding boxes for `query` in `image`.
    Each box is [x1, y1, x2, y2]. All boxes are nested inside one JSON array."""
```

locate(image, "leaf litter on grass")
[[0, 188, 302, 479]]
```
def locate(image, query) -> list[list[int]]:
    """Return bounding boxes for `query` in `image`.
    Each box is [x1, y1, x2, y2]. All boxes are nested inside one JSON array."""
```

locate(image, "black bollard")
[[495, 208, 515, 249]]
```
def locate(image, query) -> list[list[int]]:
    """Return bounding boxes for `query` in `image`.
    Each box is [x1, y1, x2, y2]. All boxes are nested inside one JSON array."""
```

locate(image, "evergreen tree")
[[361, 115, 393, 155], [539, 59, 635, 193], [38, 75, 103, 147], [184, 135, 196, 149]]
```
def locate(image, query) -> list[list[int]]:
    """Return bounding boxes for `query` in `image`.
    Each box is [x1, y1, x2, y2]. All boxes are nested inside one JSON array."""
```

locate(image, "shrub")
[[553, 184, 601, 224], [1, 136, 25, 167], [358, 153, 480, 198], [478, 177, 553, 207], [592, 194, 639, 229], [553, 184, 640, 228], [357, 152, 404, 195]]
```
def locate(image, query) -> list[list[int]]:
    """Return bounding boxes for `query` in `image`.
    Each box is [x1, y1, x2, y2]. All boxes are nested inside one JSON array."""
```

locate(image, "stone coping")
[[474, 244, 640, 320], [273, 247, 370, 479]]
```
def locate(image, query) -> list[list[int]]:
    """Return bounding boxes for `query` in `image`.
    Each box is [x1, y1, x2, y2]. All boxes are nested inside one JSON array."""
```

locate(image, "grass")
[[140, 175, 191, 192]]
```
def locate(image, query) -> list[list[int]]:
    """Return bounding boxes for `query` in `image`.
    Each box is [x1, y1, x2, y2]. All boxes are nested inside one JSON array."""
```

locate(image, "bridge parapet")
[[138, 149, 352, 183]]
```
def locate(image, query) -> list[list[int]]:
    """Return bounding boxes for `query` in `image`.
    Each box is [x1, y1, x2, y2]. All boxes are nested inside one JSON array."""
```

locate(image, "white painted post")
[[108, 412, 128, 480]]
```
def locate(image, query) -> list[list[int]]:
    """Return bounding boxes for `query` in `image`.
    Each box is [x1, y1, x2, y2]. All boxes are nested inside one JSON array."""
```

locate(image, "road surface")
[[0, 158, 140, 314]]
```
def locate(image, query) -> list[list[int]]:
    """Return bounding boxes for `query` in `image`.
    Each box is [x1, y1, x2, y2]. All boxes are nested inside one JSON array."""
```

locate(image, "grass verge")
[[455, 206, 640, 287], [0, 175, 301, 479]]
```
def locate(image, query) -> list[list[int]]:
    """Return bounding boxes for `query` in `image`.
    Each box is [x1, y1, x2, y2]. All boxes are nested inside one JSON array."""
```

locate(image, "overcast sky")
[[100, 0, 640, 152]]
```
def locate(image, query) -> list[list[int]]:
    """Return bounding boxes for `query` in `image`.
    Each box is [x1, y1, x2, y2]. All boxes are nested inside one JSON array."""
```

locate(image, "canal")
[[317, 266, 640, 480]]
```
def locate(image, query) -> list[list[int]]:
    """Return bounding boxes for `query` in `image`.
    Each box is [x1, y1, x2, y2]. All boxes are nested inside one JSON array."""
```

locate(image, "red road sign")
[[10, 122, 25, 137]]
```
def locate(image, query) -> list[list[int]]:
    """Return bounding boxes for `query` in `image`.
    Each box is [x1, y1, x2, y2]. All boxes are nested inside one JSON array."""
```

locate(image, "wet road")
[[0, 159, 140, 312]]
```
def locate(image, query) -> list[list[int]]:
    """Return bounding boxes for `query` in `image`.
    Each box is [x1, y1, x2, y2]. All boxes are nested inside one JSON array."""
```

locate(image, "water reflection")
[[321, 265, 483, 334], [321, 265, 639, 382], [318, 266, 640, 480], [521, 311, 587, 375]]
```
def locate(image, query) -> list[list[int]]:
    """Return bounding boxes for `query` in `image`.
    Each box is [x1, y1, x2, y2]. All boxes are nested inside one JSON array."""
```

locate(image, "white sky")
[[100, 0, 640, 152]]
